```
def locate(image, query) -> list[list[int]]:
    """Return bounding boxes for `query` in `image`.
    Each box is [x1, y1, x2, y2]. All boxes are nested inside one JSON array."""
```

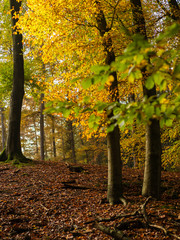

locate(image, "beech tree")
[[95, 2, 122, 204], [0, 0, 28, 162], [0, 107, 6, 150], [40, 93, 45, 160], [130, 0, 162, 199]]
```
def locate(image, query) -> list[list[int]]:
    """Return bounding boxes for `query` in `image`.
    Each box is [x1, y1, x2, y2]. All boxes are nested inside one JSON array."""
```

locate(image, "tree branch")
[[156, 0, 178, 20], [110, 0, 121, 29], [95, 223, 131, 240]]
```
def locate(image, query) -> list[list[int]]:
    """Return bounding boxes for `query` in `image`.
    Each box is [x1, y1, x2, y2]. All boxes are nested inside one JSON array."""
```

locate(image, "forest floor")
[[0, 161, 179, 240]]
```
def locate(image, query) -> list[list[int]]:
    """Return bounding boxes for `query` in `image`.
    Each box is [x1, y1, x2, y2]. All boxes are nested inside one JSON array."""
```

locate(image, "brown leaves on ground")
[[0, 161, 179, 239]]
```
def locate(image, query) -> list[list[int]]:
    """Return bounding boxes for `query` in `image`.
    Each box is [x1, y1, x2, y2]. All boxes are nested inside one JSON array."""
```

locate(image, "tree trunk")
[[107, 125, 122, 203], [61, 131, 66, 161], [51, 115, 56, 158], [167, 0, 180, 20], [0, 106, 6, 150], [40, 93, 45, 160], [80, 133, 90, 163], [128, 93, 137, 167], [142, 119, 161, 197], [33, 116, 39, 154], [130, 0, 162, 199], [67, 120, 76, 164], [95, 1, 123, 204], [0, 0, 29, 162]]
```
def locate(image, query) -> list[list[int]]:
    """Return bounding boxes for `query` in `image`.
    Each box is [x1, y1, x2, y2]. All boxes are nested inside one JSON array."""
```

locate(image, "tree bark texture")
[[130, 0, 162, 199], [33, 116, 39, 154], [96, 1, 123, 204], [40, 93, 45, 160], [2, 0, 26, 161], [51, 115, 56, 158], [67, 120, 76, 164], [0, 107, 6, 150], [128, 93, 137, 167]]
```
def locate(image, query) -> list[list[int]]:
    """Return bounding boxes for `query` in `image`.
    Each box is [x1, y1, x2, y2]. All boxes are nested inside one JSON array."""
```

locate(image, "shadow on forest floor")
[[0, 160, 179, 239]]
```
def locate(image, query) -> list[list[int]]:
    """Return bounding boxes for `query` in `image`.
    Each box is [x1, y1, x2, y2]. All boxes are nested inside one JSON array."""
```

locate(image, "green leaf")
[[134, 70, 142, 79], [173, 64, 180, 79], [136, 54, 144, 64], [82, 78, 93, 89], [159, 80, 167, 91], [96, 103, 107, 112], [128, 72, 135, 83], [153, 72, 164, 85], [63, 109, 71, 118], [113, 61, 128, 72], [145, 76, 154, 89], [174, 85, 180, 93], [145, 105, 154, 118], [74, 107, 80, 117], [107, 124, 115, 133], [155, 107, 161, 116], [165, 119, 173, 127], [91, 65, 110, 74], [83, 96, 90, 103], [158, 93, 167, 102]]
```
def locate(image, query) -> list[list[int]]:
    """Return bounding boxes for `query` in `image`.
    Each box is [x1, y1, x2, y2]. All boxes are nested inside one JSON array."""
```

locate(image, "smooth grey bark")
[[40, 93, 45, 160], [7, 0, 24, 159], [128, 93, 137, 167], [67, 120, 76, 164], [33, 116, 39, 154], [95, 1, 123, 204], [130, 0, 162, 199], [0, 0, 29, 162], [0, 107, 6, 150], [51, 115, 56, 158], [61, 131, 66, 161]]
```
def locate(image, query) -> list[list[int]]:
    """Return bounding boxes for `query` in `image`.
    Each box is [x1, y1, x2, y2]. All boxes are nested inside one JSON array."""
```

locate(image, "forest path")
[[0, 161, 179, 239]]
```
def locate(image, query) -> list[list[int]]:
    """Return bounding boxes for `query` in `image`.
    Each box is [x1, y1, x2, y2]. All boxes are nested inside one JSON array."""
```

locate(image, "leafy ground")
[[0, 161, 179, 239]]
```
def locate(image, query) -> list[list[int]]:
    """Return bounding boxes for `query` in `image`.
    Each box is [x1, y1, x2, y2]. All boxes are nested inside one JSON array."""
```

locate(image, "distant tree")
[[50, 115, 56, 158], [40, 93, 45, 160], [66, 120, 76, 163]]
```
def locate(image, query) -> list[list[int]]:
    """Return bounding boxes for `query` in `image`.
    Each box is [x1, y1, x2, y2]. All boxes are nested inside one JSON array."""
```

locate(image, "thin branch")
[[110, 0, 121, 29], [116, 15, 132, 38], [64, 16, 99, 31], [156, 0, 177, 20], [84, 209, 140, 225], [146, 14, 166, 28]]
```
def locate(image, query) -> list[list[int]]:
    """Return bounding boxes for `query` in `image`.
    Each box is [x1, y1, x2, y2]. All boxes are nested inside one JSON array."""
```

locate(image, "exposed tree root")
[[91, 197, 180, 239], [120, 197, 128, 206], [0, 148, 32, 165], [0, 148, 7, 162], [95, 223, 131, 240]]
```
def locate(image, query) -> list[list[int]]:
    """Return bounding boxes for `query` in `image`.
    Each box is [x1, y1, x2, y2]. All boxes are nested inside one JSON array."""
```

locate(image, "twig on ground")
[[95, 222, 131, 240]]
